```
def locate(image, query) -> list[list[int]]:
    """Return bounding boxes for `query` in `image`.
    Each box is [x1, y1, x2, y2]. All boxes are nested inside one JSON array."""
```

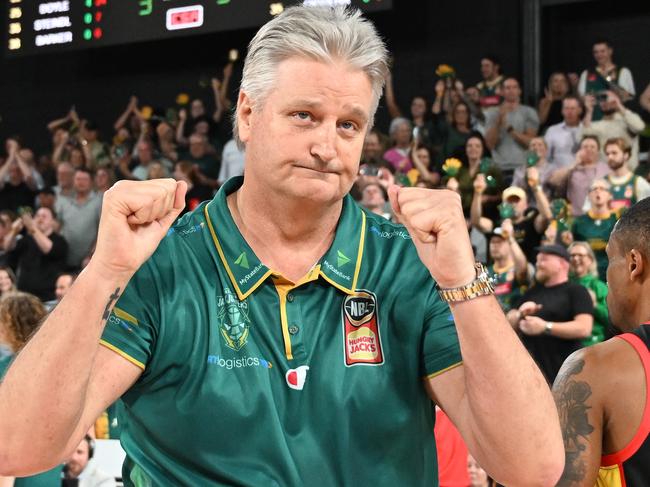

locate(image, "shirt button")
[[287, 293, 294, 303], [289, 325, 299, 335]]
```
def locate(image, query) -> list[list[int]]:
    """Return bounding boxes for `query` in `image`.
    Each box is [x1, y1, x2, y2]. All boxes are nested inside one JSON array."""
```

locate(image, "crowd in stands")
[[1, 37, 650, 485]]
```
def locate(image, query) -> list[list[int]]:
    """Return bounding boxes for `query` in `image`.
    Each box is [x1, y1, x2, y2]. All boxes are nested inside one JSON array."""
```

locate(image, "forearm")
[[534, 186, 553, 222], [509, 239, 529, 280], [431, 97, 442, 115], [2, 231, 17, 252], [621, 109, 645, 133], [15, 156, 34, 188], [451, 296, 563, 485], [641, 87, 650, 112], [470, 192, 492, 233], [213, 91, 224, 123], [511, 129, 535, 148], [52, 143, 65, 164], [411, 154, 432, 181], [546, 319, 592, 339], [30, 230, 53, 254], [0, 263, 129, 467], [81, 143, 94, 167], [47, 116, 69, 132], [484, 124, 500, 150], [385, 87, 401, 120], [538, 100, 551, 125], [114, 108, 132, 131], [176, 120, 187, 145]]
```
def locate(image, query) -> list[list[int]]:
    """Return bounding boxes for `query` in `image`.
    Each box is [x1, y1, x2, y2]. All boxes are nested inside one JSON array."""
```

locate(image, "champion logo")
[[285, 365, 310, 390]]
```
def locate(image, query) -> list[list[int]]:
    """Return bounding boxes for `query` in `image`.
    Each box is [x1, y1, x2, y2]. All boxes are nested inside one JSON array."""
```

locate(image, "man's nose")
[[310, 123, 337, 162]]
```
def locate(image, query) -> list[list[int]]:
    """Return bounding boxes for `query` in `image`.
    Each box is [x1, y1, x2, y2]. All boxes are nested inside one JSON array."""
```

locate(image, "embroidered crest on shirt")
[[217, 288, 251, 351], [342, 290, 384, 366]]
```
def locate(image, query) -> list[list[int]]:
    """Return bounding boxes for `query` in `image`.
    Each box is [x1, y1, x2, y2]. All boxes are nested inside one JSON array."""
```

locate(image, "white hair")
[[388, 117, 412, 138], [233, 5, 389, 148]]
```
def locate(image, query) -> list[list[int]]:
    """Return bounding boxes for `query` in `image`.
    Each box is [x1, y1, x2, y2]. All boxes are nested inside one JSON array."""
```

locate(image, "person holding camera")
[[581, 89, 645, 170], [3, 206, 68, 302], [577, 39, 635, 121]]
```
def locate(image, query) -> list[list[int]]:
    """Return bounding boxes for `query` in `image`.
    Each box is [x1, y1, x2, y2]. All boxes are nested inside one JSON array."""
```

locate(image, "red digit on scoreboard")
[[172, 11, 199, 26]]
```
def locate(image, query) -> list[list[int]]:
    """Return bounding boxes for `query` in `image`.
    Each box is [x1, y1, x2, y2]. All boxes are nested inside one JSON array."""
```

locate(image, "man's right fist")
[[91, 179, 187, 280]]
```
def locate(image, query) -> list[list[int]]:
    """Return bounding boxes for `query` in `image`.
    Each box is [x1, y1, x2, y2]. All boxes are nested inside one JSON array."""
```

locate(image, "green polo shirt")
[[100, 176, 462, 486], [571, 210, 620, 281]]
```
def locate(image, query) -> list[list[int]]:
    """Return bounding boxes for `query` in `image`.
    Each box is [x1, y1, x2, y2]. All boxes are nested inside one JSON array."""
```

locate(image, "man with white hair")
[[0, 6, 563, 486]]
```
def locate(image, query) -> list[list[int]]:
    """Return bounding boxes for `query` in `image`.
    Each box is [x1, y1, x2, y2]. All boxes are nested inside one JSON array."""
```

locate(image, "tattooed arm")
[[0, 269, 142, 476], [552, 348, 603, 487], [0, 180, 185, 476]]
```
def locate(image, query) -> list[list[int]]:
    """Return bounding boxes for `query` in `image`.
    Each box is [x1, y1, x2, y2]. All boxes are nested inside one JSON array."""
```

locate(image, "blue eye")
[[294, 112, 310, 120]]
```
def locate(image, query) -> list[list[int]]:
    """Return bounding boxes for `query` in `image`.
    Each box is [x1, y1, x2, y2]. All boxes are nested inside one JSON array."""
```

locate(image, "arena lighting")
[[5, 0, 391, 57]]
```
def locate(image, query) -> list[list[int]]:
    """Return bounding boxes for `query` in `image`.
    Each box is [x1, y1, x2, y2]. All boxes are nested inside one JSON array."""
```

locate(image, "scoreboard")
[[5, 0, 392, 57]]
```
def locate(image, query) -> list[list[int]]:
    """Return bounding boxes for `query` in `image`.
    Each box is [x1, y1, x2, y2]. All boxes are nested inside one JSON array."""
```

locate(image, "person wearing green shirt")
[[570, 178, 620, 280], [0, 6, 564, 486], [568, 241, 609, 346]]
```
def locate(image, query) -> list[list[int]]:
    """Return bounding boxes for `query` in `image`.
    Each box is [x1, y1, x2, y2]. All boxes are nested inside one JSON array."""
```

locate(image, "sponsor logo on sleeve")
[[342, 290, 384, 367]]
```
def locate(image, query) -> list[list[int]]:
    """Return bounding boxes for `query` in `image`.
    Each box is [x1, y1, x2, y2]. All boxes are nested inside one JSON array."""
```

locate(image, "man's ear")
[[237, 91, 253, 145], [628, 248, 645, 281]]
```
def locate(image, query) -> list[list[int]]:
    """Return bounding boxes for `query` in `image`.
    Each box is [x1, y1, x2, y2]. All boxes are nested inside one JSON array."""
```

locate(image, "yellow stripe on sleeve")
[[99, 339, 146, 370]]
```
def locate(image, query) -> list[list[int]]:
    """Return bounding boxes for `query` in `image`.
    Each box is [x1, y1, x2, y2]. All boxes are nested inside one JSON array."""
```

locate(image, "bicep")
[[552, 351, 603, 486], [61, 345, 142, 459]]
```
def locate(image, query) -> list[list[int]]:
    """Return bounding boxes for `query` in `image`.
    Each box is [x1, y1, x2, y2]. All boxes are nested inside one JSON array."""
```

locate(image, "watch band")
[[437, 263, 495, 303], [544, 321, 554, 335]]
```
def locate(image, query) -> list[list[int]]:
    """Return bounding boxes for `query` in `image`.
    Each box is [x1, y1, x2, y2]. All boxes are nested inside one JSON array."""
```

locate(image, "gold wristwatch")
[[437, 263, 495, 303]]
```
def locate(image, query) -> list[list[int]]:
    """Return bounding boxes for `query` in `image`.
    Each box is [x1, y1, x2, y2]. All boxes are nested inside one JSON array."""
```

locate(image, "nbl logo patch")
[[342, 290, 384, 367]]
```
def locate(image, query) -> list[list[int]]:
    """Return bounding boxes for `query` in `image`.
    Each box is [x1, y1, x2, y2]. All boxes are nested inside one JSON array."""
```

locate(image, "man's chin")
[[285, 177, 347, 203]]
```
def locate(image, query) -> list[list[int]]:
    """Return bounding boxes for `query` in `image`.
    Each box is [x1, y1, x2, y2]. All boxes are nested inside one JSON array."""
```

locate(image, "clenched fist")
[[388, 185, 475, 288], [92, 179, 187, 280]]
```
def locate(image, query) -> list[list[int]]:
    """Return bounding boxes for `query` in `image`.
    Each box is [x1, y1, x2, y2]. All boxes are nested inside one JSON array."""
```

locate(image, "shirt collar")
[[204, 176, 366, 300]]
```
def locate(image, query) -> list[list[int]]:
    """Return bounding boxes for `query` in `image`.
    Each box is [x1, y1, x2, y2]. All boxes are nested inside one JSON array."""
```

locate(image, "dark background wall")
[[2, 0, 649, 154], [0, 0, 522, 153]]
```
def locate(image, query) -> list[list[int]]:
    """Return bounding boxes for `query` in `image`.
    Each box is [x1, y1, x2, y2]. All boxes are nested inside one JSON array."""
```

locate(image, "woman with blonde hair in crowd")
[[0, 292, 63, 485], [568, 241, 608, 345]]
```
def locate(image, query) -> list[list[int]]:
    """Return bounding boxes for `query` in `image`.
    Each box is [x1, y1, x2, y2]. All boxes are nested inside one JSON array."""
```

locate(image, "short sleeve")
[[636, 177, 650, 201], [577, 70, 587, 96], [12, 234, 26, 256], [420, 288, 462, 379], [48, 234, 68, 260], [570, 284, 594, 317], [618, 68, 635, 96], [100, 259, 162, 371], [484, 107, 499, 130], [526, 107, 540, 132]]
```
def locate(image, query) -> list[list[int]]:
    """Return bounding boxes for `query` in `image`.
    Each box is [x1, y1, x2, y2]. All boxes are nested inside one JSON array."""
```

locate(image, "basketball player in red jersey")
[[553, 196, 650, 486]]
